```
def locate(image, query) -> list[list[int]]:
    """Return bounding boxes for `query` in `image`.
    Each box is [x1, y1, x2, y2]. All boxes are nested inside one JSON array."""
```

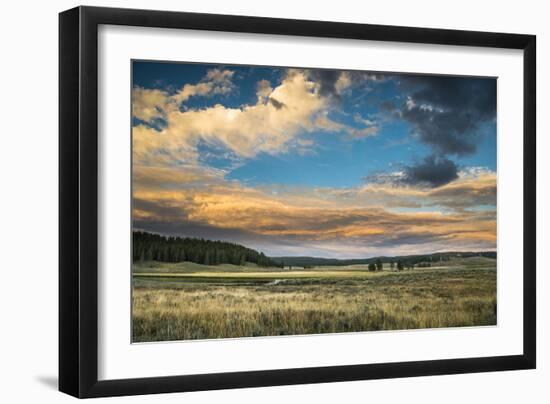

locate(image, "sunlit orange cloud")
[[132, 163, 496, 256]]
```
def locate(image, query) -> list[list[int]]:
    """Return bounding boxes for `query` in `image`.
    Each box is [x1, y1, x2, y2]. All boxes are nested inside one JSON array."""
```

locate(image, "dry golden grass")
[[132, 265, 496, 342]]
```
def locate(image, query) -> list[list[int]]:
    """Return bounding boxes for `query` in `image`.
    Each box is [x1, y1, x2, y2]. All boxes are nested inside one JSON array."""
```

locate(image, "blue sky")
[[131, 61, 497, 258]]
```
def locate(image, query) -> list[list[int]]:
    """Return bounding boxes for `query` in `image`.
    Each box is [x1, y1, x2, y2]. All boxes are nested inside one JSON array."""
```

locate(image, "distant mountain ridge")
[[270, 251, 496, 267]]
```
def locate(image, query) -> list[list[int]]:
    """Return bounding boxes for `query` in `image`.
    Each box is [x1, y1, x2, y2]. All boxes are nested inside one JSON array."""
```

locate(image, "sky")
[[131, 61, 497, 258]]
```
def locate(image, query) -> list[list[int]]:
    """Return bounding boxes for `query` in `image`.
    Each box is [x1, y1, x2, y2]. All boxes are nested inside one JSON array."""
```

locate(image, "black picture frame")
[[59, 6, 536, 398]]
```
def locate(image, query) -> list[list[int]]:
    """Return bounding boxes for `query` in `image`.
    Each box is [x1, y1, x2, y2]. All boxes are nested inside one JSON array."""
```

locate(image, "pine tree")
[[375, 259, 383, 271]]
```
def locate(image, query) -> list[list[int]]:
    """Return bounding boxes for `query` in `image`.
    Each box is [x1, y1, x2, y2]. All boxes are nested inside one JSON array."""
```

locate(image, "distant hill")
[[270, 251, 496, 267], [133, 231, 279, 267], [133, 230, 496, 269]]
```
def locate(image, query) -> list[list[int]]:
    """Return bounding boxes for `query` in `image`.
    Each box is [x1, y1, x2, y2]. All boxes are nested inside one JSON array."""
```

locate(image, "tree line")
[[368, 259, 407, 271], [273, 251, 495, 267], [133, 231, 279, 267]]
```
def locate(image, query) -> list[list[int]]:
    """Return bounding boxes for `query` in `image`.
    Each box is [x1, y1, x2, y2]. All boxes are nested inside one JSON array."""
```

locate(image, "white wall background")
[[0, 1, 546, 402]]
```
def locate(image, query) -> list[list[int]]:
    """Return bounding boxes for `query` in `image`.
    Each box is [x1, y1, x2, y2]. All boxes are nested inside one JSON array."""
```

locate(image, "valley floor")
[[132, 259, 496, 342]]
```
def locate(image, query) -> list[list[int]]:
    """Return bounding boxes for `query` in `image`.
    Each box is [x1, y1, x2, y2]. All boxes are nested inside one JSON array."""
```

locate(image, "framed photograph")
[[59, 6, 536, 398]]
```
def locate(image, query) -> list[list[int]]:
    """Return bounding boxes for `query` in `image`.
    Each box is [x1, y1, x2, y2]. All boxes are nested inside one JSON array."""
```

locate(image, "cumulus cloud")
[[165, 71, 326, 158], [133, 69, 378, 165], [132, 87, 169, 122], [172, 68, 235, 104], [256, 79, 273, 102], [132, 68, 236, 124]]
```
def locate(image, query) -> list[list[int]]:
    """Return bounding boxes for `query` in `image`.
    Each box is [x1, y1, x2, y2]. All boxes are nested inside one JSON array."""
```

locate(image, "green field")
[[132, 257, 497, 342]]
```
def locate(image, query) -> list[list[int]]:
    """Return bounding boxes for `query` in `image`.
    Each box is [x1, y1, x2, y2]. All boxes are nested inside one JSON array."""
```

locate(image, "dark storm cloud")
[[402, 154, 459, 188], [398, 76, 496, 156], [309, 69, 343, 98], [369, 75, 496, 188], [407, 76, 496, 117], [364, 154, 459, 188]]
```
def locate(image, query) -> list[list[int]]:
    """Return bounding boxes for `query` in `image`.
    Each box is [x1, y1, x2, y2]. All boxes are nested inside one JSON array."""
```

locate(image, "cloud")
[[364, 155, 459, 188], [133, 69, 378, 165], [131, 66, 497, 258], [132, 124, 200, 166], [402, 154, 459, 187], [427, 168, 497, 210], [165, 70, 326, 158], [308, 69, 342, 99], [397, 76, 496, 156], [132, 68, 236, 124], [335, 71, 352, 94], [133, 163, 496, 257], [172, 68, 235, 104], [359, 167, 495, 211], [368, 75, 496, 190], [353, 113, 376, 126], [132, 71, 322, 163], [132, 164, 225, 187], [132, 87, 168, 122], [307, 69, 385, 99], [348, 126, 379, 138], [269, 97, 285, 110], [256, 79, 273, 101], [256, 79, 286, 109]]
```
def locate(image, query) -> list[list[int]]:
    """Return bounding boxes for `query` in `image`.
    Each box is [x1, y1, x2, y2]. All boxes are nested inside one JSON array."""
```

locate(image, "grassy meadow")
[[132, 257, 497, 342]]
